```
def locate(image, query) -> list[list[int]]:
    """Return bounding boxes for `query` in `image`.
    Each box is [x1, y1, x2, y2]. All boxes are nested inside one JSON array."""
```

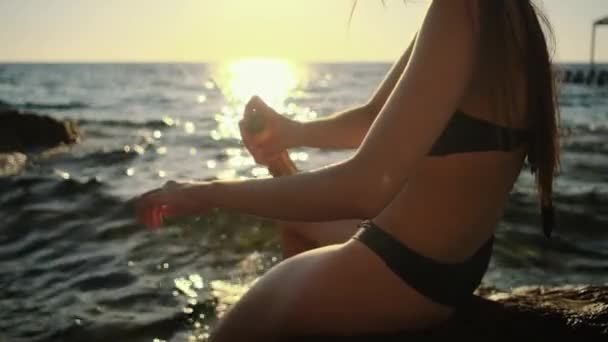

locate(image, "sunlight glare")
[[209, 58, 305, 143], [216, 58, 303, 109]]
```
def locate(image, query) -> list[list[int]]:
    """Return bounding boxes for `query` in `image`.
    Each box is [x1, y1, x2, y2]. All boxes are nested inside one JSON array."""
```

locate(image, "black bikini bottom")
[[352, 220, 494, 308]]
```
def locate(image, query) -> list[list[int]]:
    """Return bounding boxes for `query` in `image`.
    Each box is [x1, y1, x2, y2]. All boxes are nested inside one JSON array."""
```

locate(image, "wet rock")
[[292, 285, 608, 341], [0, 99, 13, 110], [0, 152, 27, 177], [0, 109, 80, 153]]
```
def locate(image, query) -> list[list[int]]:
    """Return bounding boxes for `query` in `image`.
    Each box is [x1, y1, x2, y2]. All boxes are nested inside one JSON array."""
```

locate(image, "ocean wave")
[[0, 99, 89, 111], [22, 101, 89, 111], [78, 118, 169, 129], [42, 148, 144, 170], [563, 124, 608, 135], [501, 188, 608, 238]]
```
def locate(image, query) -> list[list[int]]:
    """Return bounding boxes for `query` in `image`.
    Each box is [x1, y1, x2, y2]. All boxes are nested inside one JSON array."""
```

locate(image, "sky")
[[0, 0, 607, 63]]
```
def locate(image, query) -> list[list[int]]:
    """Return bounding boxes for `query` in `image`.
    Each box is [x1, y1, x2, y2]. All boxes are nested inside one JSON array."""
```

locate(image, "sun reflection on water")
[[206, 58, 308, 179], [209, 59, 305, 142]]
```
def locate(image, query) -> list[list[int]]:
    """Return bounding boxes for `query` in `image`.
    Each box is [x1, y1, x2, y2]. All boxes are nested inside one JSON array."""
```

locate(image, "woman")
[[135, 0, 560, 340]]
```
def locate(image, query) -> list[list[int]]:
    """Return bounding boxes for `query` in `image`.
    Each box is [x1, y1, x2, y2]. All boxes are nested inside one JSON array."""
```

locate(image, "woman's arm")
[[289, 34, 418, 150], [146, 0, 477, 224]]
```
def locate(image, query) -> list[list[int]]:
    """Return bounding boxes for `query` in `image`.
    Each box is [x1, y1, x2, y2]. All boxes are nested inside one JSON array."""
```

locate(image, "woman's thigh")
[[210, 239, 452, 341]]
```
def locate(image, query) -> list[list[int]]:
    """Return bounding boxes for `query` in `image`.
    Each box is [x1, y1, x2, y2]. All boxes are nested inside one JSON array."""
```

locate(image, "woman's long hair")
[[478, 1, 560, 238]]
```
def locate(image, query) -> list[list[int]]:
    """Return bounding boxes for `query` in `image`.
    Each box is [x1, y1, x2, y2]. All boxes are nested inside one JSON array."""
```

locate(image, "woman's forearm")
[[290, 104, 376, 150], [185, 158, 378, 222]]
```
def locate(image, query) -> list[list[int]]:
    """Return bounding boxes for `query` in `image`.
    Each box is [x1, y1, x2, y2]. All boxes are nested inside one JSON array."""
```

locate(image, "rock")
[[0, 99, 13, 110], [0, 152, 27, 177], [0, 109, 79, 153], [291, 285, 608, 341]]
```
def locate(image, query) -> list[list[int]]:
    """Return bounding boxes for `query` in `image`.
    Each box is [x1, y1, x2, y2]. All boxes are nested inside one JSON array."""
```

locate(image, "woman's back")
[[371, 0, 543, 264], [374, 123, 527, 262]]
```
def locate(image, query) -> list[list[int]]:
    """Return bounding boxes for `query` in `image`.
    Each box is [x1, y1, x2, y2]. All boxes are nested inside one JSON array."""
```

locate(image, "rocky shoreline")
[[0, 108, 79, 153], [290, 284, 608, 341], [0, 108, 80, 176]]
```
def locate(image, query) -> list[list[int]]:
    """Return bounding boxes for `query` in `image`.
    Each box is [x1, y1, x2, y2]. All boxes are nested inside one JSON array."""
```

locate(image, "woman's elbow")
[[352, 180, 395, 219], [355, 200, 384, 220], [344, 158, 399, 219], [364, 101, 381, 120]]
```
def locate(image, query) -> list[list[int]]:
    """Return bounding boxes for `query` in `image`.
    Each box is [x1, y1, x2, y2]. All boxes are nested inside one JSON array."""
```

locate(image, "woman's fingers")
[[135, 181, 213, 231], [241, 125, 284, 164], [141, 204, 152, 228], [254, 150, 285, 167], [153, 206, 163, 229], [244, 96, 273, 123], [239, 120, 254, 146], [244, 96, 262, 118], [134, 188, 165, 230], [160, 204, 173, 218], [240, 96, 289, 168], [163, 180, 178, 190], [147, 204, 158, 230], [239, 120, 267, 154], [251, 95, 269, 110]]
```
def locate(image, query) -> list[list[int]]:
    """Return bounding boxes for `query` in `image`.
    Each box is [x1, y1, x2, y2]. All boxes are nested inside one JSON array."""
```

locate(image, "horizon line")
[[0, 59, 605, 65]]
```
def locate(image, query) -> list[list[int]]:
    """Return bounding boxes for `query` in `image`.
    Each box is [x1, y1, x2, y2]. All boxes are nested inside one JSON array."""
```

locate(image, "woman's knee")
[[278, 228, 317, 258]]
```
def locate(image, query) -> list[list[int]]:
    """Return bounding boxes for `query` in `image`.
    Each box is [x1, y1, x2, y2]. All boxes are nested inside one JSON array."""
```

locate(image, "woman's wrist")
[[179, 180, 221, 210]]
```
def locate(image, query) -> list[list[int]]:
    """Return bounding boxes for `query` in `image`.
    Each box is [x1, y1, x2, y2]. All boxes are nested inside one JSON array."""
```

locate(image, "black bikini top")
[[428, 110, 555, 239], [429, 110, 529, 156]]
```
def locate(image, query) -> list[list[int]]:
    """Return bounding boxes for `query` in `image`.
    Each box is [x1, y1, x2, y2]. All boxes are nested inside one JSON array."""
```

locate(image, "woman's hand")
[[239, 96, 300, 166], [135, 180, 206, 230]]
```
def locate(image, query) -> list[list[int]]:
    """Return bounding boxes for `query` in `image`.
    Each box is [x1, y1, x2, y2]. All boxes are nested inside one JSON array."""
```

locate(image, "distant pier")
[[558, 68, 608, 87], [559, 16, 607, 87]]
